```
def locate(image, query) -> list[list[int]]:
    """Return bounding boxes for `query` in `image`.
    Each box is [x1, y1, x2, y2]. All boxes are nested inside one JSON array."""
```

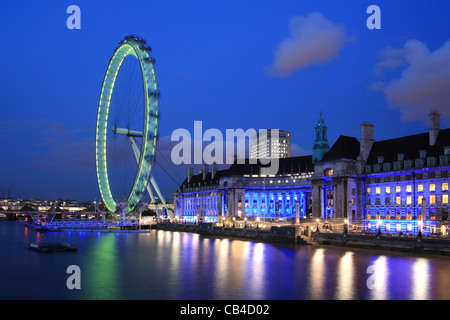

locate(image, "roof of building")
[[178, 155, 313, 189], [322, 136, 360, 161], [366, 128, 450, 165]]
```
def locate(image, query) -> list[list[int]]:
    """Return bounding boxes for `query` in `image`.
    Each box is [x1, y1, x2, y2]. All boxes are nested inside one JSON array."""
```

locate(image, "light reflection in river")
[[1, 222, 450, 300], [336, 251, 354, 300], [309, 248, 325, 299]]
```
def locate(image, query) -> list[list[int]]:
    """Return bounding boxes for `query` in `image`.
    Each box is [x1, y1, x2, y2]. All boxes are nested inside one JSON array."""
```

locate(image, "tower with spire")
[[312, 111, 330, 163]]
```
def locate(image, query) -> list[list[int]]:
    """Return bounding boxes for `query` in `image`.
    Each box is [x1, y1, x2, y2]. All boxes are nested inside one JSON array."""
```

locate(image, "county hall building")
[[173, 112, 449, 235]]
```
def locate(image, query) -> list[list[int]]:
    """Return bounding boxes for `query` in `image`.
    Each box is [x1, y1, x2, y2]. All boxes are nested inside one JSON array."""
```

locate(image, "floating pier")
[[28, 242, 77, 253]]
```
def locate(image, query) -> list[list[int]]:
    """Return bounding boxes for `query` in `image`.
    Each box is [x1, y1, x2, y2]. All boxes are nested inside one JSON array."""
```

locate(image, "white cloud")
[[372, 39, 450, 122], [269, 12, 349, 77]]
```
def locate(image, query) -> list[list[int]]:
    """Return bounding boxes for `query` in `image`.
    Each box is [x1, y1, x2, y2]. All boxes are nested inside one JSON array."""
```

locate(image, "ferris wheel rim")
[[95, 35, 160, 214]]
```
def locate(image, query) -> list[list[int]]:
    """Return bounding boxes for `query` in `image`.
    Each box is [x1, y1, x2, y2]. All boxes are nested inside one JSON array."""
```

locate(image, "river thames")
[[1, 221, 449, 300]]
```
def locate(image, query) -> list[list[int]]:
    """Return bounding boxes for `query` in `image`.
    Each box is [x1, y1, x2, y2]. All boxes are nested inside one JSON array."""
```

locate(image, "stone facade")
[[174, 112, 450, 236]]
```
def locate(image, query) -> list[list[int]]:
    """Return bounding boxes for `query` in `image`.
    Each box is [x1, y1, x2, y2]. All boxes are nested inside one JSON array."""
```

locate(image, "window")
[[396, 186, 401, 193], [385, 187, 391, 194], [430, 184, 436, 191], [418, 184, 423, 192], [430, 195, 436, 204], [416, 159, 424, 167], [396, 197, 401, 205], [385, 197, 390, 205], [375, 187, 381, 194], [406, 196, 412, 205], [418, 196, 423, 204], [367, 188, 371, 194], [443, 183, 448, 191], [445, 147, 450, 155], [406, 185, 412, 193], [443, 195, 449, 204]]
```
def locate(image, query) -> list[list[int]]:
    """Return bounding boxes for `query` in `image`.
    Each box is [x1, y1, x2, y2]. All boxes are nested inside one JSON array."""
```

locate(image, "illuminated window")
[[443, 183, 449, 191], [375, 187, 381, 194], [396, 197, 401, 205], [406, 185, 412, 193], [418, 196, 423, 204], [367, 188, 371, 194], [385, 187, 390, 194], [395, 186, 401, 193], [443, 195, 449, 204], [430, 184, 436, 191], [406, 196, 412, 205], [417, 184, 423, 192], [430, 195, 436, 204]]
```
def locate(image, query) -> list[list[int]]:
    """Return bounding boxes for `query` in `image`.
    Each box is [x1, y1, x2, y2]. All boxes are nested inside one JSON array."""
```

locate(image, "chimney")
[[359, 122, 375, 162], [202, 164, 208, 180], [429, 111, 440, 146], [212, 163, 217, 179], [187, 168, 193, 183]]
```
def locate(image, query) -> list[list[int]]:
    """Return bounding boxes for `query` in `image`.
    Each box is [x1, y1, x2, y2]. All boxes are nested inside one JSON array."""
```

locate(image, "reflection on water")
[[0, 222, 450, 300], [309, 248, 325, 299], [412, 259, 430, 300], [370, 255, 389, 300], [336, 251, 354, 300]]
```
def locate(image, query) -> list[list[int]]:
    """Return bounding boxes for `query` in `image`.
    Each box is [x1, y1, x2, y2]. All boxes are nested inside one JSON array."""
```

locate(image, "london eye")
[[95, 35, 165, 216]]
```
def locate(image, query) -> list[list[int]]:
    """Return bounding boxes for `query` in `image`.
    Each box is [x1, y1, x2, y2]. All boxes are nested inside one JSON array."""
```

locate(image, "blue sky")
[[1, 0, 450, 202]]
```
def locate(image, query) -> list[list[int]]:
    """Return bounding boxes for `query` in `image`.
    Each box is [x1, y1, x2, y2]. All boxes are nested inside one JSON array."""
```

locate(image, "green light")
[[95, 38, 159, 214]]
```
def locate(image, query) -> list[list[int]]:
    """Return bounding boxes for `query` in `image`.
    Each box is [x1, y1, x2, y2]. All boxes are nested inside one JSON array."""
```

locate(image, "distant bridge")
[[1, 211, 101, 221]]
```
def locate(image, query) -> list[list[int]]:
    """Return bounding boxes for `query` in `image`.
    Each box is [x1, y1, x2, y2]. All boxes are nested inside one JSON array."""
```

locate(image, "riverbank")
[[156, 222, 307, 244], [156, 222, 450, 257], [314, 232, 450, 256]]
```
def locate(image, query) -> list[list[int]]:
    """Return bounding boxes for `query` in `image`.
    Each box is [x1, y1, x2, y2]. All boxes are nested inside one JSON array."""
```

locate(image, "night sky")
[[1, 0, 450, 203]]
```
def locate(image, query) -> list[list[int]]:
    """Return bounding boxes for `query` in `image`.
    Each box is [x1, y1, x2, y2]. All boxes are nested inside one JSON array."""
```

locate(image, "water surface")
[[1, 222, 449, 300]]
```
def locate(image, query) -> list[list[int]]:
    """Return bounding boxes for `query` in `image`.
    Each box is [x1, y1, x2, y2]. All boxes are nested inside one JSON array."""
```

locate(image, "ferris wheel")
[[95, 35, 167, 216]]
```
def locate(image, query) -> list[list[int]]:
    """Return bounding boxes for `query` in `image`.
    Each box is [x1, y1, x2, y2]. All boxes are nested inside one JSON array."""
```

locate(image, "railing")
[[48, 218, 155, 229]]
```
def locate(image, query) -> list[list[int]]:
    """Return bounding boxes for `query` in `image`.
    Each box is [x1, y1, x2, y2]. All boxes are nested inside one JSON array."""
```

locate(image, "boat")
[[28, 242, 77, 253], [24, 211, 61, 232], [24, 222, 61, 232]]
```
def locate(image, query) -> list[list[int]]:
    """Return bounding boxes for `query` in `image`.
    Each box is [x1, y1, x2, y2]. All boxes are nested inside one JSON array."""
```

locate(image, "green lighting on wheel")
[[95, 36, 159, 214]]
